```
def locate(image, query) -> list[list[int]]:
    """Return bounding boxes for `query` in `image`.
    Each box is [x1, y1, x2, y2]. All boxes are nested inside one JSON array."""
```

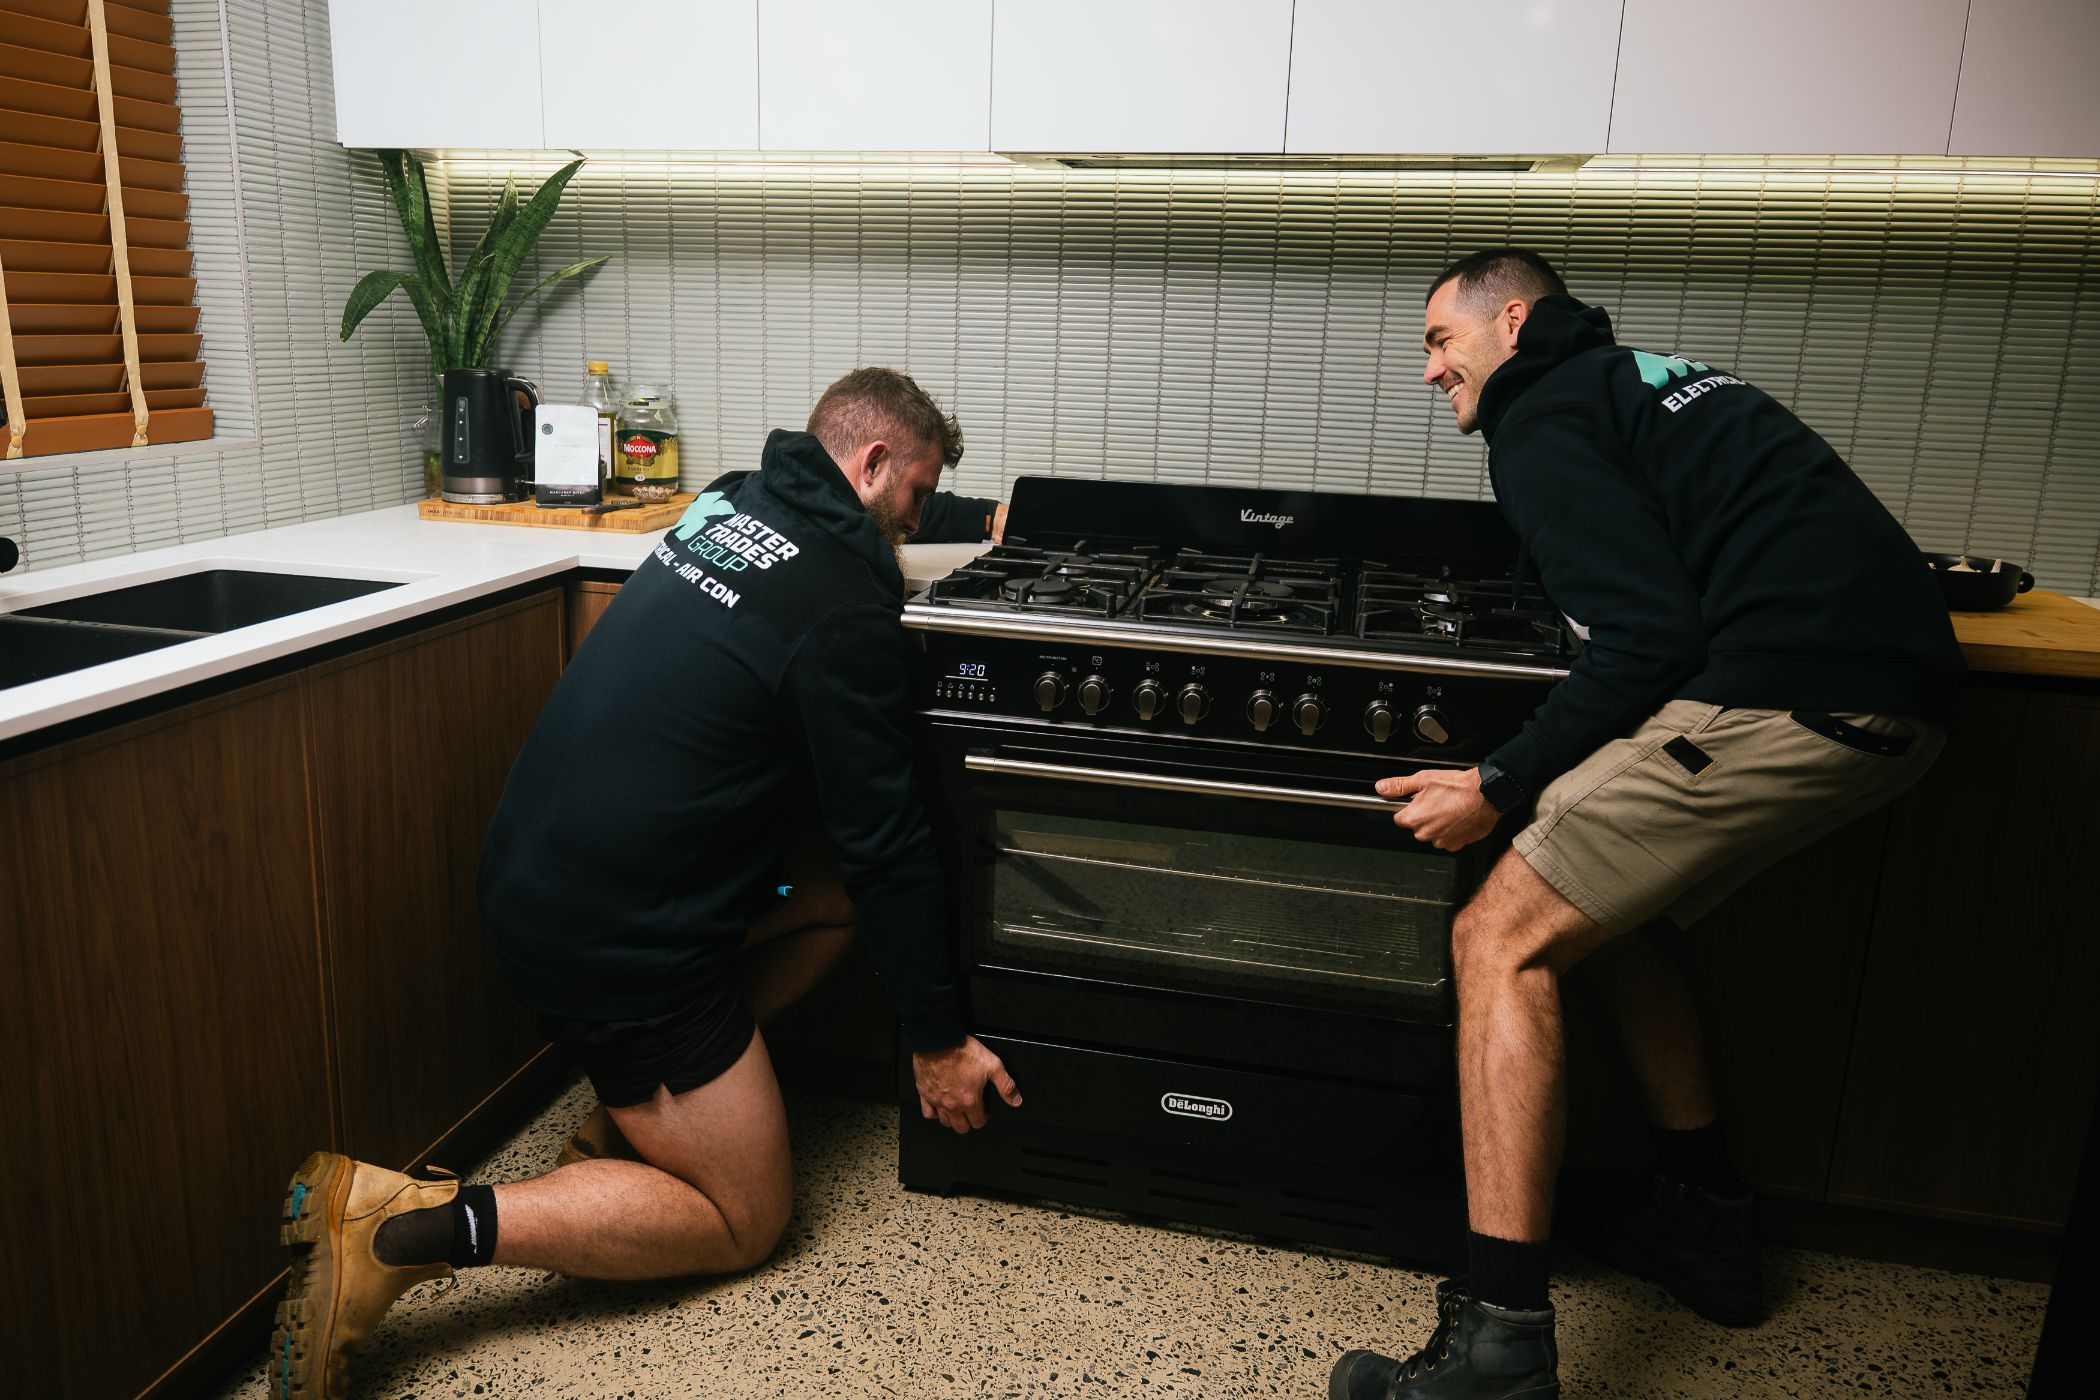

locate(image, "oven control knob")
[[1292, 693, 1326, 736], [1412, 704, 1453, 745], [1176, 683, 1212, 726], [1032, 671, 1068, 713], [1077, 675, 1112, 716], [1132, 678, 1166, 721], [1247, 689, 1280, 732], [1364, 700, 1397, 743]]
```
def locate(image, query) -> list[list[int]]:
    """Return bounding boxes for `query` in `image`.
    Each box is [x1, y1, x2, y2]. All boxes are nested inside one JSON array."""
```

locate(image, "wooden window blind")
[[0, 0, 211, 458]]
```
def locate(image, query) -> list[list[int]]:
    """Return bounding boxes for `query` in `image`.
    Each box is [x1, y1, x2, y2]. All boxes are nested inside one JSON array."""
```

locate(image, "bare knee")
[[1451, 902, 1568, 991], [722, 1195, 792, 1271]]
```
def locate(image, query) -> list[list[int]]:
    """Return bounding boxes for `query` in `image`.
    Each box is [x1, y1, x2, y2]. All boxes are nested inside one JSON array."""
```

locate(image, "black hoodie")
[[1474, 295, 1965, 799], [477, 430, 965, 1051]]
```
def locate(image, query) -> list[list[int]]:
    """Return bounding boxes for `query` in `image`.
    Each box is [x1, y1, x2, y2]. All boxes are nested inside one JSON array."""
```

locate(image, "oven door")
[[928, 720, 1477, 1032]]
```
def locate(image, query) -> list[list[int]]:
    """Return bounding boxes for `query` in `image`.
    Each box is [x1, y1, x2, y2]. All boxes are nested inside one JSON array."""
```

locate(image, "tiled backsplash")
[[453, 156, 2100, 594]]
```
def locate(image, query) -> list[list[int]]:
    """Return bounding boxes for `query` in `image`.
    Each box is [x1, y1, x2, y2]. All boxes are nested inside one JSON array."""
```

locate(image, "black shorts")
[[541, 977, 757, 1109]]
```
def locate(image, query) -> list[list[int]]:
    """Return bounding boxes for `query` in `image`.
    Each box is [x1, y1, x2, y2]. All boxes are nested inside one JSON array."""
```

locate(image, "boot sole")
[[272, 1152, 353, 1399]]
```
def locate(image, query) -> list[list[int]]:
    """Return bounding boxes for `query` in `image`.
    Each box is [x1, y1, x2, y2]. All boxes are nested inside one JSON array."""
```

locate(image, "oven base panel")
[[898, 1034, 1464, 1269]]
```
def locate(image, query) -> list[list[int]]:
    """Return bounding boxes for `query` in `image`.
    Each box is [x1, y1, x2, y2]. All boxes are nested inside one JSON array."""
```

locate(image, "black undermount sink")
[[2, 569, 405, 692], [0, 615, 188, 689], [17, 569, 401, 633]]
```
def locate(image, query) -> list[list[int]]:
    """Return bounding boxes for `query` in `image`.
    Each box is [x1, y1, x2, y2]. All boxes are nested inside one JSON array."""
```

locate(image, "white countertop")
[[0, 504, 989, 745]]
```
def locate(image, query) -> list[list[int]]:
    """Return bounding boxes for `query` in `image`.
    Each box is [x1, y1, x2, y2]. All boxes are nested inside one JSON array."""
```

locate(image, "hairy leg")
[[492, 1030, 793, 1278], [1453, 850, 1620, 1241]]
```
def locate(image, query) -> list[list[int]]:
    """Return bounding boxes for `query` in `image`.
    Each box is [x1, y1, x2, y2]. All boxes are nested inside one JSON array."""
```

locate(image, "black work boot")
[[1560, 1171, 1763, 1327], [1328, 1278, 1558, 1399]]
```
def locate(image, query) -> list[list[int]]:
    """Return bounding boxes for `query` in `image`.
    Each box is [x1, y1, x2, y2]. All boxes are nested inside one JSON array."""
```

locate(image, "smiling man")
[[270, 368, 1020, 1400], [1328, 252, 1965, 1398]]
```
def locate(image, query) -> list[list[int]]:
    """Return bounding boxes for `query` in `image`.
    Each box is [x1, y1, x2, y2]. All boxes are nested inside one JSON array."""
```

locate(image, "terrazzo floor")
[[212, 1076, 2047, 1398]]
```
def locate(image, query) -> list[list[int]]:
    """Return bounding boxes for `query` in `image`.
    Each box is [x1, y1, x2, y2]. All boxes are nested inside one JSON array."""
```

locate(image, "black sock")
[[1653, 1122, 1747, 1196], [449, 1184, 500, 1268], [371, 1184, 500, 1269], [1467, 1230, 1550, 1312]]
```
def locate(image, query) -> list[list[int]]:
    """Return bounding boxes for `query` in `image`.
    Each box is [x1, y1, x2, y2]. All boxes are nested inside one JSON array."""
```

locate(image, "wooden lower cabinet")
[[0, 678, 331, 1400], [0, 586, 564, 1398], [1830, 683, 2100, 1230], [308, 591, 562, 1170], [566, 577, 622, 656]]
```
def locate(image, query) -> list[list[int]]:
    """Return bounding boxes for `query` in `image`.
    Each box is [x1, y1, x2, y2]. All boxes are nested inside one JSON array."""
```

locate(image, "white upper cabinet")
[[1609, 0, 1969, 154], [1949, 0, 2100, 157], [759, 1, 993, 150], [539, 1, 758, 149], [330, 0, 545, 148], [1287, 2, 1621, 155], [990, 0, 1293, 153]]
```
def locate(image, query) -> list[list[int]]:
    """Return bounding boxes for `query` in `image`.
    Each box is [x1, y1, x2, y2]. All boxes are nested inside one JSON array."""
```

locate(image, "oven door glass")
[[948, 734, 1459, 1020]]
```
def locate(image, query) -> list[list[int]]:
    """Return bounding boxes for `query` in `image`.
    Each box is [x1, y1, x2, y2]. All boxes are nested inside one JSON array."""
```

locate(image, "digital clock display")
[[957, 662, 988, 679]]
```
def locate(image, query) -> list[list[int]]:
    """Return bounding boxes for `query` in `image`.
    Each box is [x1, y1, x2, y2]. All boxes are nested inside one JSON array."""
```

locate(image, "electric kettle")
[[440, 368, 539, 503]]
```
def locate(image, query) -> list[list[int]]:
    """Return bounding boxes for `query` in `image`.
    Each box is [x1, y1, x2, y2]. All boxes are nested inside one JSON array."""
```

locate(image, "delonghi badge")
[[1160, 1092, 1233, 1122]]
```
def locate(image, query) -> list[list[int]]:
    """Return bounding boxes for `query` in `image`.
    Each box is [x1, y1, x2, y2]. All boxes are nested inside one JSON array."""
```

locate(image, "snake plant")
[[340, 150, 607, 380]]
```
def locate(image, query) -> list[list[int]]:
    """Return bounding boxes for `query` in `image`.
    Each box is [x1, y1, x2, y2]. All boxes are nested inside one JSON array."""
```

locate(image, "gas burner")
[[1002, 575, 1075, 603], [924, 540, 1163, 618], [1356, 566, 1574, 657], [1137, 552, 1343, 635]]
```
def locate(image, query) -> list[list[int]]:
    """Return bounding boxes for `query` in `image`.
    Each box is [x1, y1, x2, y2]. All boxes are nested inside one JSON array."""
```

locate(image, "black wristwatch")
[[1476, 759, 1527, 814]]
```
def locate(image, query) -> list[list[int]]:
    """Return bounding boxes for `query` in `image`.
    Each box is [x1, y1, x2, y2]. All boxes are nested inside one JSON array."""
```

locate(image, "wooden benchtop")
[[1950, 590, 2100, 680]]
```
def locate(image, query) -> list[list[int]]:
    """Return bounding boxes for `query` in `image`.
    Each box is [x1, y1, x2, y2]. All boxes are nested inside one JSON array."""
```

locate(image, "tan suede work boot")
[[272, 1152, 458, 1399], [555, 1104, 639, 1168]]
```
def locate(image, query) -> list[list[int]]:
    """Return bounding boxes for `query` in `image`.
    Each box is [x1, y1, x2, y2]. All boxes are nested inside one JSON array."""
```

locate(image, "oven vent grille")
[[1147, 1166, 1241, 1213], [1018, 1144, 1111, 1191], [1280, 1187, 1379, 1234]]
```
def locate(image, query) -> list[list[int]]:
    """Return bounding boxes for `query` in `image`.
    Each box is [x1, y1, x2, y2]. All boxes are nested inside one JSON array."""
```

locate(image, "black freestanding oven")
[[897, 477, 1573, 1268]]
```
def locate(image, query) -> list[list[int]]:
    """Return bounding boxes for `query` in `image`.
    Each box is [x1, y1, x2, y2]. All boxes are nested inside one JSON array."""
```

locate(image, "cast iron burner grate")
[[1355, 567, 1573, 656], [1135, 550, 1344, 635], [925, 541, 1162, 617]]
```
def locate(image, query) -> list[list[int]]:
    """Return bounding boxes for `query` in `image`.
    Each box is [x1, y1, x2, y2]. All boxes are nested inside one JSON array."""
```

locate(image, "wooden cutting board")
[[1948, 590, 2100, 680], [417, 492, 694, 532]]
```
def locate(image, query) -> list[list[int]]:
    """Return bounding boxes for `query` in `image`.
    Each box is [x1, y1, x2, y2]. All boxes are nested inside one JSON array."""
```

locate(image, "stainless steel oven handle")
[[963, 754, 1406, 812]]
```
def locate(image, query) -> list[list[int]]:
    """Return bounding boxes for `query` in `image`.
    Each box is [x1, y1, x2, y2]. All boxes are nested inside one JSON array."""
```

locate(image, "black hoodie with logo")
[[1475, 294, 1965, 800], [477, 430, 965, 1051]]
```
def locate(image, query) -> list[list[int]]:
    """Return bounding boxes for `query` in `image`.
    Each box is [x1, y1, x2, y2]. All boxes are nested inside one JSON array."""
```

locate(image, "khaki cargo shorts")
[[1514, 700, 1947, 935]]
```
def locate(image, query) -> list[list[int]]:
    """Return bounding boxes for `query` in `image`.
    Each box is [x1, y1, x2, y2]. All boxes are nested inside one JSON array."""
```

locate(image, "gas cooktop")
[[915, 480, 1575, 665], [906, 479, 1573, 774]]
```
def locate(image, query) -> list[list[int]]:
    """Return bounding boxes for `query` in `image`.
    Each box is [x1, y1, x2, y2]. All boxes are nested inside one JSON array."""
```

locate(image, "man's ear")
[[857, 439, 891, 488], [1499, 299, 1531, 350]]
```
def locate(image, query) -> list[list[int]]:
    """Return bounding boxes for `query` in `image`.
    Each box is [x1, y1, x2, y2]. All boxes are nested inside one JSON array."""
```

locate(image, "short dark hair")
[[807, 367, 963, 468], [1426, 249, 1569, 314]]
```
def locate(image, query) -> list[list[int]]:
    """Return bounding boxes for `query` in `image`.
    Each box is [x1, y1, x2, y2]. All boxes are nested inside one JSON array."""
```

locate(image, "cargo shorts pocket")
[[1788, 709, 1916, 758]]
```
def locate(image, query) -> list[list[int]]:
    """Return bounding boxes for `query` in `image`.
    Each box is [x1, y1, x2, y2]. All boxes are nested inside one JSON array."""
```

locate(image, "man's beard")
[[865, 478, 911, 581]]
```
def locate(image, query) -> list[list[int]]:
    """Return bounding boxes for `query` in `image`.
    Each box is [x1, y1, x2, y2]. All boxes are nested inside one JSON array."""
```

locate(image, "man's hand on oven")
[[1377, 768, 1500, 852], [912, 1034, 1023, 1134]]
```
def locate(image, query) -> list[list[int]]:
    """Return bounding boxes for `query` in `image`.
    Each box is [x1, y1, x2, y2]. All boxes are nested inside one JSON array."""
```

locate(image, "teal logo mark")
[[671, 491, 737, 543], [1632, 349, 1710, 389]]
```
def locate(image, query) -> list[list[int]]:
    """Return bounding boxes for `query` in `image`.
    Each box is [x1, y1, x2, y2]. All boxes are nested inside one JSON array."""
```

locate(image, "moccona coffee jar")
[[610, 385, 681, 500]]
